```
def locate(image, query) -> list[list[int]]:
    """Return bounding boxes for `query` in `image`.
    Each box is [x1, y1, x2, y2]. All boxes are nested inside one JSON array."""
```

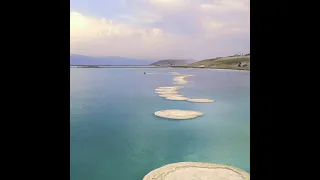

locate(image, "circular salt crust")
[[143, 162, 250, 180], [158, 94, 183, 97], [155, 91, 179, 95], [174, 75, 193, 79], [172, 81, 188, 85], [157, 86, 183, 90], [155, 88, 182, 92], [173, 76, 189, 84], [172, 81, 188, 84], [173, 76, 185, 80], [187, 98, 215, 103], [158, 86, 182, 88], [165, 96, 188, 101], [155, 88, 179, 92], [154, 110, 203, 119], [173, 79, 187, 81]]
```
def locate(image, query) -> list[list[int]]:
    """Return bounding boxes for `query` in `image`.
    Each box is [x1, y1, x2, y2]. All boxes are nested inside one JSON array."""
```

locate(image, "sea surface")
[[70, 68, 250, 180]]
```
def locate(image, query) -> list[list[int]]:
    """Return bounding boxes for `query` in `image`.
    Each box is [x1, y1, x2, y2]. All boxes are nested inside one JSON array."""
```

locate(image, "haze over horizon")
[[70, 0, 250, 61]]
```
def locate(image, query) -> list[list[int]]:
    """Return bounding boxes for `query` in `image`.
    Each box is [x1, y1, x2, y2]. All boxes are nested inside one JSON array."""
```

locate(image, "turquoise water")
[[70, 68, 250, 180]]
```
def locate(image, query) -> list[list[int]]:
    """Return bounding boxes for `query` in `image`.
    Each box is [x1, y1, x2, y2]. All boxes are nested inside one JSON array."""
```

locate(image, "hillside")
[[150, 59, 193, 66], [70, 55, 155, 66], [188, 56, 250, 70]]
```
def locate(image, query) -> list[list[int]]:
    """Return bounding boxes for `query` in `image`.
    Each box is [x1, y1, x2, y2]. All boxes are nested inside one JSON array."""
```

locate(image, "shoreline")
[[70, 66, 250, 71]]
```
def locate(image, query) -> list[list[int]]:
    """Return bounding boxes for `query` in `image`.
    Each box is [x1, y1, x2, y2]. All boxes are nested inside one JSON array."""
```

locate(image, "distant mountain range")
[[150, 59, 194, 66], [70, 55, 155, 66]]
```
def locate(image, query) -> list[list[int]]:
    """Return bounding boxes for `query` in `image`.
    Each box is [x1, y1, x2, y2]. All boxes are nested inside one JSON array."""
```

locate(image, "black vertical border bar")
[[23, 0, 71, 179], [7, 0, 71, 179], [250, 0, 300, 179]]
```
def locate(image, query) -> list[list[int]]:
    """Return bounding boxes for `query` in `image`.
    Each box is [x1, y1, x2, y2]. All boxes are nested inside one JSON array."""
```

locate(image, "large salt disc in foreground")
[[187, 98, 215, 103], [143, 162, 250, 180], [154, 110, 203, 119]]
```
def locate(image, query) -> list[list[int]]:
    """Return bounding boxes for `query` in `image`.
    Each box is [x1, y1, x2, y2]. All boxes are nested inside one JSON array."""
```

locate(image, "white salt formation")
[[155, 86, 184, 96], [172, 75, 194, 84], [172, 81, 188, 84], [156, 86, 183, 90], [171, 72, 180, 75], [143, 162, 250, 180], [187, 98, 215, 103], [155, 91, 179, 94], [173, 76, 188, 84], [158, 94, 183, 98], [156, 91, 179, 95], [154, 110, 203, 119], [165, 96, 188, 101], [155, 88, 179, 92]]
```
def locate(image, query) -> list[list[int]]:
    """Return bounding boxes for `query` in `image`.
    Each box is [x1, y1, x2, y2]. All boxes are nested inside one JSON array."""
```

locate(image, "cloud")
[[70, 0, 250, 60], [200, 0, 249, 12], [70, 11, 183, 59]]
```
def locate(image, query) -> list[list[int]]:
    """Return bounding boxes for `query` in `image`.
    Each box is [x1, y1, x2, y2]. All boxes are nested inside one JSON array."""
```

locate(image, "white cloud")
[[70, 11, 184, 59], [200, 0, 249, 12], [148, 0, 186, 10], [70, 0, 250, 60], [149, 0, 184, 6]]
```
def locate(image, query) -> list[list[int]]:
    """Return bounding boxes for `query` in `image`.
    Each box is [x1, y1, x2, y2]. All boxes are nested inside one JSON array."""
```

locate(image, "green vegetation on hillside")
[[187, 56, 250, 71]]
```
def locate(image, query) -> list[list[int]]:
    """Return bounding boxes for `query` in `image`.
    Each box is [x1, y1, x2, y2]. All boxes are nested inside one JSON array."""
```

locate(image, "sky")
[[70, 0, 250, 60]]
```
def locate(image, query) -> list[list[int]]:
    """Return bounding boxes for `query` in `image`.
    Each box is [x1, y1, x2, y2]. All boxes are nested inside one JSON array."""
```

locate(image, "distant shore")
[[71, 65, 160, 68], [71, 65, 250, 71], [171, 65, 250, 71]]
